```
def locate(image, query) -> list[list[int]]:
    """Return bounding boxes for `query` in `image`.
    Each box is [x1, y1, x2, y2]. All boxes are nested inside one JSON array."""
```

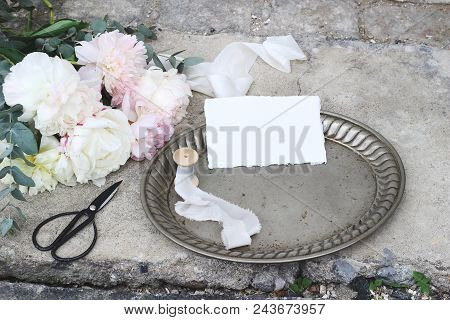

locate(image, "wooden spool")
[[173, 147, 199, 187]]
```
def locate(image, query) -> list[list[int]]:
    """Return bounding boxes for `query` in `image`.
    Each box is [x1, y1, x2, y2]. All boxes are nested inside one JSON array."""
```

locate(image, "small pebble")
[[319, 284, 327, 295], [308, 284, 319, 293]]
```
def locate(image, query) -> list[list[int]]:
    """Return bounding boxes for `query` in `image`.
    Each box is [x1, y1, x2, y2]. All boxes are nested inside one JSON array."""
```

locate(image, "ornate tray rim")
[[140, 111, 406, 263]]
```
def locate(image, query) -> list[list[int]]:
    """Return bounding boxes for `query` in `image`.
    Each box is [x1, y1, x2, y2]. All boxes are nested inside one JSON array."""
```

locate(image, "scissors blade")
[[89, 181, 122, 212]]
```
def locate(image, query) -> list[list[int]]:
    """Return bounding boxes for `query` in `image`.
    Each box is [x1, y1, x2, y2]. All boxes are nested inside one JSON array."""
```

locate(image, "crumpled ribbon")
[[174, 166, 261, 250], [173, 35, 306, 249], [185, 35, 306, 97]]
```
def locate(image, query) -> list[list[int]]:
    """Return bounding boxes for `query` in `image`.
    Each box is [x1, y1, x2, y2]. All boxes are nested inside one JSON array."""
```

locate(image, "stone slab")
[[1, 32, 449, 293], [361, 2, 450, 47]]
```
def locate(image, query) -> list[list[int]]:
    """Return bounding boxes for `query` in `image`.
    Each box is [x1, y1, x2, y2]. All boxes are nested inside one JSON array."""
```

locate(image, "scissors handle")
[[32, 211, 98, 262]]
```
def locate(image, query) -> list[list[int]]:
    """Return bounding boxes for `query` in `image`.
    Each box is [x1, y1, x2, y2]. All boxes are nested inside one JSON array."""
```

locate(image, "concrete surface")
[[1, 0, 449, 297], [361, 1, 450, 47]]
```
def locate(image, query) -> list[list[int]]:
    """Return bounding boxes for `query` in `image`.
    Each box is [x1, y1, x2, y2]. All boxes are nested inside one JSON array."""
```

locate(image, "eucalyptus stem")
[[8, 112, 13, 186], [42, 0, 54, 24], [0, 203, 10, 213]]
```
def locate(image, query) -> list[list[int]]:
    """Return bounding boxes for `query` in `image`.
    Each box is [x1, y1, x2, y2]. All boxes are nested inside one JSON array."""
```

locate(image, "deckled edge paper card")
[[204, 96, 327, 169]]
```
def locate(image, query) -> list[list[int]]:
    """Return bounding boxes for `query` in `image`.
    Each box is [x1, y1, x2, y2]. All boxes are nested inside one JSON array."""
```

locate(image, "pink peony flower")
[[121, 68, 192, 125], [130, 113, 174, 161], [75, 30, 147, 106]]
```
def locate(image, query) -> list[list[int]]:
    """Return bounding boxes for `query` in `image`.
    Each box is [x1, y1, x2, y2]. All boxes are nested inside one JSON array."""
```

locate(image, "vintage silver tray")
[[141, 112, 405, 263]]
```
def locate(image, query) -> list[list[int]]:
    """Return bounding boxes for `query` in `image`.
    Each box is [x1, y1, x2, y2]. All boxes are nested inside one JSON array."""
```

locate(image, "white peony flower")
[[65, 108, 133, 186], [0, 136, 76, 195], [2, 52, 102, 136], [122, 68, 192, 124], [35, 83, 103, 136], [78, 65, 103, 94]]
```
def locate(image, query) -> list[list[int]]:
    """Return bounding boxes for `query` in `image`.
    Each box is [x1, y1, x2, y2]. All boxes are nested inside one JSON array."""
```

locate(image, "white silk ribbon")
[[185, 35, 306, 97], [173, 35, 305, 249], [174, 166, 261, 250]]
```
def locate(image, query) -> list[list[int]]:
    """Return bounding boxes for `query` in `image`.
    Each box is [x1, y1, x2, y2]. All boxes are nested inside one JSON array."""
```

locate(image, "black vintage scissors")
[[32, 181, 122, 262]]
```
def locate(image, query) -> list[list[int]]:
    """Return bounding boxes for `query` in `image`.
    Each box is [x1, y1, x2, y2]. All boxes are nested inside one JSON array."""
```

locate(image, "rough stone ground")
[[1, 0, 449, 299]]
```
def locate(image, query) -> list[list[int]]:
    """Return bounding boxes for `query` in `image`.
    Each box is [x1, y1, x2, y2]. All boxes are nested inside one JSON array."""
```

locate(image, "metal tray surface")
[[141, 112, 405, 263]]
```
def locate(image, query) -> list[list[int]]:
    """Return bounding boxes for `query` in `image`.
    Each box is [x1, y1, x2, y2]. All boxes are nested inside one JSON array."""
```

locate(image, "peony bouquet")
[[0, 6, 201, 235]]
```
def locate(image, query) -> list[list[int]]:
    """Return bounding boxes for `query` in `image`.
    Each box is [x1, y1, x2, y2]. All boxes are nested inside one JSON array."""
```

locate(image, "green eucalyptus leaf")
[[44, 43, 56, 52], [108, 20, 124, 33], [76, 30, 86, 41], [0, 87, 5, 109], [152, 53, 166, 71], [11, 146, 34, 166], [11, 204, 26, 220], [168, 55, 176, 68], [84, 33, 93, 41], [48, 37, 61, 47], [10, 122, 38, 155], [0, 104, 22, 122], [0, 186, 13, 200], [58, 43, 74, 59], [12, 219, 20, 231], [176, 62, 184, 73], [133, 32, 145, 42], [137, 24, 156, 39], [0, 165, 10, 178], [11, 166, 35, 187], [11, 188, 26, 201], [0, 122, 10, 140], [0, 10, 14, 23], [0, 217, 13, 236], [66, 26, 77, 37], [124, 26, 135, 34], [26, 19, 83, 38], [144, 44, 153, 62], [9, 109, 23, 122], [0, 104, 22, 116], [34, 37, 45, 48], [183, 56, 203, 67], [0, 48, 25, 64], [0, 60, 11, 77], [91, 19, 107, 35]]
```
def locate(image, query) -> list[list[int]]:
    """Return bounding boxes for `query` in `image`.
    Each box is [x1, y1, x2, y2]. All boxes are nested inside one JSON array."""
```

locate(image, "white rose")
[[0, 136, 75, 195], [2, 52, 101, 136], [123, 68, 192, 124], [66, 108, 133, 186]]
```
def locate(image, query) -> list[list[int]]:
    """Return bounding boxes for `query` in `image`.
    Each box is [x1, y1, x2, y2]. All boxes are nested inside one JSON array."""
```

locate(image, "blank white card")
[[204, 96, 327, 169]]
